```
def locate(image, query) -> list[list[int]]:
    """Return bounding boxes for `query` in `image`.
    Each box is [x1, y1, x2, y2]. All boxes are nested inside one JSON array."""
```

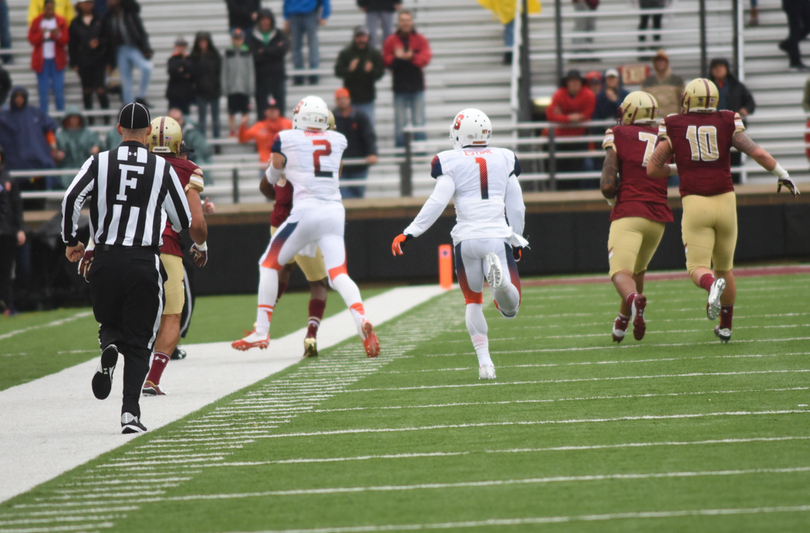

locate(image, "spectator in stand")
[[226, 0, 259, 36], [169, 108, 213, 169], [103, 0, 153, 105], [0, 146, 25, 316], [635, 0, 669, 52], [28, 0, 69, 112], [104, 105, 124, 148], [0, 1, 12, 64], [0, 63, 10, 105], [28, 0, 74, 25], [779, 0, 810, 70], [284, 0, 330, 85], [572, 0, 597, 55], [334, 26, 384, 126], [55, 106, 101, 187], [70, 0, 109, 124], [749, 0, 759, 27], [166, 36, 195, 114], [709, 57, 755, 183], [585, 70, 602, 94], [594, 68, 629, 120], [382, 10, 432, 147], [641, 49, 684, 117], [357, 0, 400, 49], [222, 28, 255, 137], [94, 0, 106, 16], [546, 69, 596, 188], [190, 31, 222, 138], [333, 87, 377, 198], [238, 96, 292, 170], [250, 9, 288, 117]]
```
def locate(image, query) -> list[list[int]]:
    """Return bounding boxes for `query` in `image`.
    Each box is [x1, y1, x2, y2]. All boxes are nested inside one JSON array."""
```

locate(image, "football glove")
[[190, 242, 209, 267], [512, 246, 524, 262], [777, 176, 800, 197], [391, 233, 413, 256], [78, 248, 94, 282]]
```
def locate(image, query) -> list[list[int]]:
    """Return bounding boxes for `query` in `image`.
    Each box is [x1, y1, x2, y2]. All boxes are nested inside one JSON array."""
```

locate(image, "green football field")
[[1, 273, 810, 532]]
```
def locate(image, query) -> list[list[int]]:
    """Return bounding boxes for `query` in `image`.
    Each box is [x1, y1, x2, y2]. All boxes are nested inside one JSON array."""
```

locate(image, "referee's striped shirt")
[[61, 141, 192, 248]]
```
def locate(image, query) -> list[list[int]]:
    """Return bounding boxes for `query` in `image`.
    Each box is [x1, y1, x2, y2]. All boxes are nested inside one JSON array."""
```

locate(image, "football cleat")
[[92, 344, 119, 400], [714, 325, 732, 343], [631, 294, 647, 341], [303, 337, 318, 358], [485, 253, 506, 290], [707, 278, 726, 321], [121, 412, 147, 434], [479, 364, 496, 380], [361, 320, 380, 358], [142, 380, 168, 396], [170, 347, 187, 360], [612, 316, 628, 343], [231, 330, 270, 351]]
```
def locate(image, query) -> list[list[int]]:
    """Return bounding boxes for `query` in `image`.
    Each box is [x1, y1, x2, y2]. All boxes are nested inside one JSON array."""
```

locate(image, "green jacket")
[[56, 107, 101, 188], [334, 43, 384, 105], [105, 127, 122, 150], [182, 119, 213, 179]]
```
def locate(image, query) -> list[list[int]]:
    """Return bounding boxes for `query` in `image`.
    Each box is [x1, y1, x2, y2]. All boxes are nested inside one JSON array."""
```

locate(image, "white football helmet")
[[449, 108, 492, 149], [293, 96, 330, 131]]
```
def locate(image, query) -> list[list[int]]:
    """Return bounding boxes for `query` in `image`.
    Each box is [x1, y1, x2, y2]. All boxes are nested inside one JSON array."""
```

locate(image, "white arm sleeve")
[[504, 174, 526, 238], [403, 175, 456, 238], [266, 163, 284, 185]]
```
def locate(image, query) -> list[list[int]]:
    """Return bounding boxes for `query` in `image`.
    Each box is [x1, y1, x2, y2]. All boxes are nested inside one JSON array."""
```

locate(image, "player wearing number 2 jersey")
[[601, 92, 674, 344], [647, 78, 799, 342], [392, 109, 527, 380], [232, 96, 380, 357]]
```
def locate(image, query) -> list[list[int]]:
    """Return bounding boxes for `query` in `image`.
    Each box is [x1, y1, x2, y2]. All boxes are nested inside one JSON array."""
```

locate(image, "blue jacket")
[[284, 0, 330, 19], [594, 86, 630, 121], [0, 87, 57, 171]]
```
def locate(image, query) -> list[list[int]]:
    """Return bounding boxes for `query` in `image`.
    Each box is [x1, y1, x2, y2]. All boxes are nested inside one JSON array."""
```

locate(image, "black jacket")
[[708, 60, 755, 116], [249, 22, 289, 79], [101, 0, 152, 66], [69, 12, 106, 69], [189, 50, 222, 99], [0, 166, 23, 236], [357, 0, 401, 12], [226, 0, 260, 29], [166, 54, 197, 100], [0, 66, 9, 106], [334, 43, 384, 104], [334, 107, 377, 169]]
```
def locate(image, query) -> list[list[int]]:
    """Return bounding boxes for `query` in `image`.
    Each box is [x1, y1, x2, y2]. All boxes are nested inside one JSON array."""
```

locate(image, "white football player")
[[392, 109, 527, 379], [233, 96, 380, 357]]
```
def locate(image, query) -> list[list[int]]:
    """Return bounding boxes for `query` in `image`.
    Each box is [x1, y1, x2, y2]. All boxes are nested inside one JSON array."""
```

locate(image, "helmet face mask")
[[148, 116, 183, 156], [617, 91, 659, 125], [681, 78, 719, 114], [449, 108, 492, 149], [293, 96, 330, 131]]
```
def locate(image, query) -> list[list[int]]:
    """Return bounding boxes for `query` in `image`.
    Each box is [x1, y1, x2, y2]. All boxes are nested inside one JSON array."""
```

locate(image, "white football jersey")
[[273, 129, 348, 207], [406, 146, 523, 244]]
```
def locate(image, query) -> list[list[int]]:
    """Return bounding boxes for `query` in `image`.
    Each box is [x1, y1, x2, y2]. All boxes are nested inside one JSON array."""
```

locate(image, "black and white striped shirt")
[[61, 141, 192, 248]]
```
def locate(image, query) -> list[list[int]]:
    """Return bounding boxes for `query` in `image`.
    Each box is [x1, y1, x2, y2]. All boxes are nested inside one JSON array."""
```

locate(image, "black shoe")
[[779, 40, 788, 52], [503, 51, 512, 65], [121, 412, 147, 434], [170, 346, 187, 360], [92, 344, 118, 400], [789, 63, 809, 72]]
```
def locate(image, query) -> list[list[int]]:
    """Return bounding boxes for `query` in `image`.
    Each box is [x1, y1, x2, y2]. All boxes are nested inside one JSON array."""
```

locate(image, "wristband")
[[267, 164, 284, 184], [770, 163, 788, 179], [195, 241, 208, 251], [668, 164, 677, 176]]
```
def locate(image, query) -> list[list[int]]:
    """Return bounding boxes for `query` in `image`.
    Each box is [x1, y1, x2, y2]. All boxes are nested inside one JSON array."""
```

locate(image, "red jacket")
[[28, 14, 69, 73], [546, 86, 596, 137], [382, 30, 431, 93]]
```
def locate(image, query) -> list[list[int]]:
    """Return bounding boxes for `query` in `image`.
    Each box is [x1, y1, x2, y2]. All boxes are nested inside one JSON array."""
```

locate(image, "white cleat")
[[231, 330, 270, 351], [479, 364, 496, 380], [707, 278, 726, 321], [485, 253, 506, 290]]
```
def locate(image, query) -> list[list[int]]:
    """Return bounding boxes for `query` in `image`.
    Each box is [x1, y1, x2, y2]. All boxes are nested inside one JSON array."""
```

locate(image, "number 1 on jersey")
[[475, 157, 489, 199], [312, 139, 332, 178], [685, 125, 719, 161]]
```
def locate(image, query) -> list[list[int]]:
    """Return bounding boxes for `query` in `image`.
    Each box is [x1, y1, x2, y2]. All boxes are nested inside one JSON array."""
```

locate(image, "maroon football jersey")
[[160, 157, 202, 258], [603, 124, 673, 223], [270, 180, 293, 228], [659, 110, 744, 198]]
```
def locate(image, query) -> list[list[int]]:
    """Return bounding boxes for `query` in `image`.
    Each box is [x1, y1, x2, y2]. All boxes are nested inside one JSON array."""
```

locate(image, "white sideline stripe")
[[0, 311, 93, 343], [218, 505, 810, 532], [0, 285, 447, 504]]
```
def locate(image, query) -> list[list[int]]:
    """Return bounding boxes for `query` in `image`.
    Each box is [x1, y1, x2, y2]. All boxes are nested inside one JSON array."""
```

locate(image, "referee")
[[61, 103, 192, 434]]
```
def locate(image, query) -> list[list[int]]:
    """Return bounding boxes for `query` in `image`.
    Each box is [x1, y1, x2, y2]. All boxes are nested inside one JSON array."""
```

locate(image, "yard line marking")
[[0, 311, 93, 342]]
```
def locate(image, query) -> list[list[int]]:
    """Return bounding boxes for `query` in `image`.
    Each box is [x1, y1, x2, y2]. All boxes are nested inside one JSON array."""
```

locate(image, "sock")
[[255, 266, 279, 334], [331, 273, 366, 335], [625, 292, 638, 308], [146, 351, 170, 385], [720, 305, 734, 329], [466, 304, 492, 366], [699, 273, 716, 293], [276, 282, 288, 305], [307, 298, 326, 338]]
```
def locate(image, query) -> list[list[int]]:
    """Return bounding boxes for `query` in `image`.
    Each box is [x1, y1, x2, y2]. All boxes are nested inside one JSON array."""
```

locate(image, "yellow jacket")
[[478, 0, 541, 25], [28, 0, 75, 26]]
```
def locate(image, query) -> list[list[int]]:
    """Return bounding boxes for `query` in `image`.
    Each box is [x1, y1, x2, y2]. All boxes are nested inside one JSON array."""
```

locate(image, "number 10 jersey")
[[272, 129, 348, 207]]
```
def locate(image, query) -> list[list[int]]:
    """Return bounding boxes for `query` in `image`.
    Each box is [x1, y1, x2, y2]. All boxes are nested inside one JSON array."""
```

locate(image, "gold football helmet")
[[327, 110, 336, 130], [148, 116, 183, 156], [618, 91, 659, 125], [681, 78, 719, 114]]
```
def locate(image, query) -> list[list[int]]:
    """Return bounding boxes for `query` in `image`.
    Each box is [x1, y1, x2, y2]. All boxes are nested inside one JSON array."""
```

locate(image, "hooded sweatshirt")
[[55, 106, 101, 186], [641, 63, 684, 117], [0, 87, 58, 171]]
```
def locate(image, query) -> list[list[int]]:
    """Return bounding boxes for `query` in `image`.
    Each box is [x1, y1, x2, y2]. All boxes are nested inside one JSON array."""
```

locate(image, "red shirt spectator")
[[28, 9, 69, 73], [546, 70, 596, 137]]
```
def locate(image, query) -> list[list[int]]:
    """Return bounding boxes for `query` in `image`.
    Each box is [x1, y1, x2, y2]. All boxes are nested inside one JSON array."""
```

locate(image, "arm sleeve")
[[61, 156, 97, 246], [504, 173, 526, 238], [402, 174, 455, 238], [162, 163, 192, 232], [320, 0, 331, 19]]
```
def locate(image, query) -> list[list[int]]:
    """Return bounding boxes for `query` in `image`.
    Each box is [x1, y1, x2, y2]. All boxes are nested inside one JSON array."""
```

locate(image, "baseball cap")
[[353, 26, 369, 37], [118, 102, 151, 129], [231, 28, 244, 39], [175, 36, 188, 47], [653, 49, 669, 62], [334, 87, 350, 99], [605, 68, 619, 78]]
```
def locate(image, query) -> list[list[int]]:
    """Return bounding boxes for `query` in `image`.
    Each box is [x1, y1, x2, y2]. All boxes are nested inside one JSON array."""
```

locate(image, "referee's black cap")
[[118, 102, 151, 129]]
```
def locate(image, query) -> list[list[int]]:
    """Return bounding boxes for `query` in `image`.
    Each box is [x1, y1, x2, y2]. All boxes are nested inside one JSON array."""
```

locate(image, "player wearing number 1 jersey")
[[392, 109, 527, 380], [601, 92, 674, 344], [647, 78, 799, 342], [232, 96, 380, 357]]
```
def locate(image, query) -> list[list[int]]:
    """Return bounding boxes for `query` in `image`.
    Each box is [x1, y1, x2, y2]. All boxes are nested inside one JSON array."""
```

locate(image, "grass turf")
[[1, 274, 809, 532]]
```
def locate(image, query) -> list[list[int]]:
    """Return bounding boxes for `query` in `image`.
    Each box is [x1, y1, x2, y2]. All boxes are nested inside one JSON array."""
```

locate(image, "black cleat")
[[92, 344, 119, 400], [714, 325, 731, 343], [121, 412, 147, 434], [170, 346, 187, 360]]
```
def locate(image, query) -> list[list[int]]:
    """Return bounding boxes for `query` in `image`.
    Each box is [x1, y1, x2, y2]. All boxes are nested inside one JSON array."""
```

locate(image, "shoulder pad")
[[602, 128, 615, 151]]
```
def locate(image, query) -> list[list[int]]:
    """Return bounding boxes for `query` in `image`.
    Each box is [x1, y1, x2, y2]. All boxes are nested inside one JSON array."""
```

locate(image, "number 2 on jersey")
[[685, 125, 719, 161], [312, 139, 332, 178], [637, 132, 657, 166], [475, 157, 489, 199]]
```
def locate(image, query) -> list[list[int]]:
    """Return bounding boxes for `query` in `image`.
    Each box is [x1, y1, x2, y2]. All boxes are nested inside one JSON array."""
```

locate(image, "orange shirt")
[[239, 117, 293, 163]]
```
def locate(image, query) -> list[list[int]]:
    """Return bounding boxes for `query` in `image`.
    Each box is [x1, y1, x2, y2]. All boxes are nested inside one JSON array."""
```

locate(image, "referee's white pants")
[[255, 203, 366, 336]]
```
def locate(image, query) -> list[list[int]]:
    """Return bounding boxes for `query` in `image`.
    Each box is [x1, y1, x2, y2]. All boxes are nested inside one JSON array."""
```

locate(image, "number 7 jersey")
[[658, 110, 744, 198], [272, 129, 348, 206]]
